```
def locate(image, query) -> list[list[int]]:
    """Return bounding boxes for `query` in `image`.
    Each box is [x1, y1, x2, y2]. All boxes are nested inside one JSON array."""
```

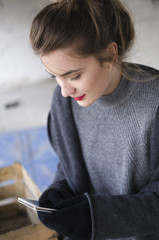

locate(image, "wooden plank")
[[0, 162, 40, 198], [0, 211, 31, 234], [0, 163, 23, 183], [0, 163, 59, 239], [0, 165, 15, 183], [0, 224, 59, 240], [25, 207, 39, 225], [21, 165, 41, 199], [0, 203, 19, 220], [0, 184, 17, 199]]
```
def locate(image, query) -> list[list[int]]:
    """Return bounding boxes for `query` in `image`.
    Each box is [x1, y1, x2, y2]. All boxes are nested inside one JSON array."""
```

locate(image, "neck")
[[104, 66, 121, 96]]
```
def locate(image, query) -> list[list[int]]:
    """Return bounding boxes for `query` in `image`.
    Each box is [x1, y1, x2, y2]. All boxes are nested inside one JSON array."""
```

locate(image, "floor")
[[0, 0, 159, 193]]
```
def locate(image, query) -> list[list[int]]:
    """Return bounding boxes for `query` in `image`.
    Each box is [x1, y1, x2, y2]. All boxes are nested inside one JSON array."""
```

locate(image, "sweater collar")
[[94, 75, 137, 108]]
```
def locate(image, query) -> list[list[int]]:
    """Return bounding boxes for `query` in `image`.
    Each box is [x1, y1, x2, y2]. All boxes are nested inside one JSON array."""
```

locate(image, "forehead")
[[41, 47, 86, 74]]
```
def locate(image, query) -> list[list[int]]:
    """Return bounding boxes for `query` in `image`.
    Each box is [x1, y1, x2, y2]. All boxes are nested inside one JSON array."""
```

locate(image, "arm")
[[47, 110, 74, 197], [40, 119, 91, 239], [38, 161, 92, 240], [38, 88, 92, 240], [86, 190, 159, 239], [47, 86, 90, 194]]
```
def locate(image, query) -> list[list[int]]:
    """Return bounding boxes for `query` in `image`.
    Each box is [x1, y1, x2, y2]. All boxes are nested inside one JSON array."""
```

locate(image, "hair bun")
[[30, 0, 135, 64]]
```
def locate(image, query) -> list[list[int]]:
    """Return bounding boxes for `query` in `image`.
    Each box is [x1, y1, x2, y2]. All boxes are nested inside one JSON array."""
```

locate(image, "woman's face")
[[41, 45, 121, 107]]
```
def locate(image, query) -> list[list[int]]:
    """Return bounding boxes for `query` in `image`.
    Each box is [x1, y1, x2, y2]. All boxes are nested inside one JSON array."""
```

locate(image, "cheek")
[[82, 72, 100, 92]]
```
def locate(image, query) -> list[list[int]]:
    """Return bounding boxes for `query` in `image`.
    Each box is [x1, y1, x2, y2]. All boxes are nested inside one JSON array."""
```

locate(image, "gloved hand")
[[39, 179, 74, 209], [38, 189, 92, 240], [39, 188, 68, 210]]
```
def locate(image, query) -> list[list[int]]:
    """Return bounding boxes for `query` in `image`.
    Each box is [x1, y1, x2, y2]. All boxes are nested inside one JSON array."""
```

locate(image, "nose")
[[60, 82, 75, 98]]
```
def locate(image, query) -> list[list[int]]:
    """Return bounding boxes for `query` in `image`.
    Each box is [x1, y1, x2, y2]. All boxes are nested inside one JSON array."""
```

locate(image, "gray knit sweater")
[[47, 63, 159, 240]]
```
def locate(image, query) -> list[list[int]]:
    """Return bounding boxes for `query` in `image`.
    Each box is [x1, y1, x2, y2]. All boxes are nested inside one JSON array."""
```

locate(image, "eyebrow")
[[45, 68, 83, 77]]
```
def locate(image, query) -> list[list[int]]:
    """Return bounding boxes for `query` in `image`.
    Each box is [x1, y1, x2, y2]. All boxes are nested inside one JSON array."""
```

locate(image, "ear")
[[106, 42, 118, 63]]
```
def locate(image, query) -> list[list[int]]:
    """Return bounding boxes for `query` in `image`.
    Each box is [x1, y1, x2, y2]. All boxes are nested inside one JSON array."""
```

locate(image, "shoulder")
[[51, 85, 72, 113], [137, 63, 159, 76], [125, 63, 159, 83], [52, 85, 67, 105], [127, 63, 159, 103], [126, 62, 159, 76], [52, 85, 62, 102], [138, 64, 159, 96], [122, 63, 159, 120]]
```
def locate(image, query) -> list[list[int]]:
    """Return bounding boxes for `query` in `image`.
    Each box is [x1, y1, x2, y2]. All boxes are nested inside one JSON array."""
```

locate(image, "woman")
[[30, 0, 159, 239]]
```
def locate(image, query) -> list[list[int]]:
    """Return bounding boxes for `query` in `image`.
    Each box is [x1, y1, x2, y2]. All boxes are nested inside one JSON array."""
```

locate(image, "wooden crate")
[[0, 162, 59, 239]]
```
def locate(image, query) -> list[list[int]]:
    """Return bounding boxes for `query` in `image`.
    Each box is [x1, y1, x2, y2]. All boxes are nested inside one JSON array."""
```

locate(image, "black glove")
[[39, 188, 69, 209], [38, 189, 92, 240]]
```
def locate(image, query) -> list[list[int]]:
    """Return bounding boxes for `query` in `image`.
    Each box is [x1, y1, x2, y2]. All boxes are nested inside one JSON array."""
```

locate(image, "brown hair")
[[30, 0, 135, 66]]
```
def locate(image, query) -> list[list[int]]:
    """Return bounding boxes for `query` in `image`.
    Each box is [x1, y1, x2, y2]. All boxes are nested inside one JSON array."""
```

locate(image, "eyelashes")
[[71, 75, 81, 80], [45, 68, 82, 80], [50, 74, 81, 81], [50, 74, 56, 79], [47, 71, 81, 81]]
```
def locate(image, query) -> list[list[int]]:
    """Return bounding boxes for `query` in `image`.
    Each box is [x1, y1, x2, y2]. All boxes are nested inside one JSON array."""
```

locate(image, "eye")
[[50, 74, 56, 79], [71, 74, 81, 80], [45, 69, 56, 79]]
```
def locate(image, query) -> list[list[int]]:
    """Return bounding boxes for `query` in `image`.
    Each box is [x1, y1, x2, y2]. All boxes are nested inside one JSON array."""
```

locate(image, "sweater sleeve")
[[47, 86, 90, 195], [85, 106, 159, 240], [47, 110, 73, 197]]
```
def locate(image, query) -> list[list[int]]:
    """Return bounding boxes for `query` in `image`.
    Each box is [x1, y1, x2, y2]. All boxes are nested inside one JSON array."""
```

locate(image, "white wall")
[[0, 0, 159, 91], [121, 0, 159, 68], [0, 0, 50, 91]]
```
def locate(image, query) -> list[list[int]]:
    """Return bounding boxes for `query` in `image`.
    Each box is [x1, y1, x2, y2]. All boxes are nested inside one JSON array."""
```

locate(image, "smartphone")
[[18, 197, 57, 213]]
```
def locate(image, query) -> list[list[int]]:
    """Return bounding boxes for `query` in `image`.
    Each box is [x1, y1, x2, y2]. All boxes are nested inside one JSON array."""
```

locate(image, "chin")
[[77, 99, 95, 107]]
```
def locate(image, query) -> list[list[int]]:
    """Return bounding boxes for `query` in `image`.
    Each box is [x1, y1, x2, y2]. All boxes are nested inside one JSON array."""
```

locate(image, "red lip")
[[72, 94, 85, 101]]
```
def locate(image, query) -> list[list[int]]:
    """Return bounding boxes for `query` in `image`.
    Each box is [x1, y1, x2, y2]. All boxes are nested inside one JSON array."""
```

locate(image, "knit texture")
[[72, 66, 157, 196], [47, 63, 159, 240]]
